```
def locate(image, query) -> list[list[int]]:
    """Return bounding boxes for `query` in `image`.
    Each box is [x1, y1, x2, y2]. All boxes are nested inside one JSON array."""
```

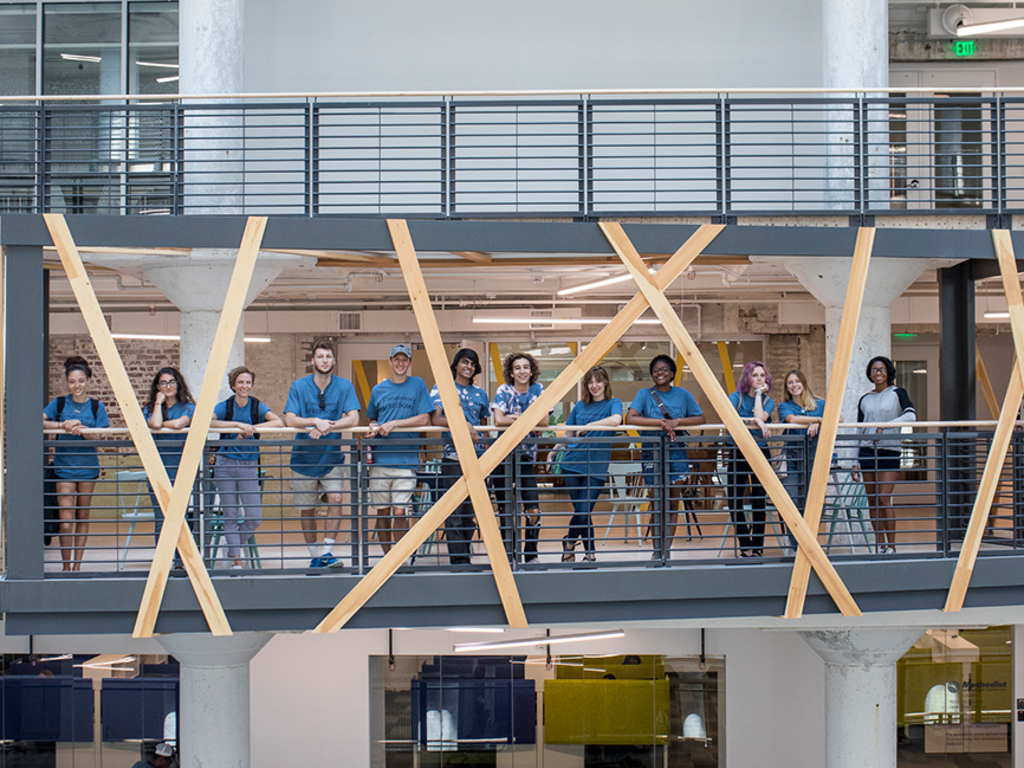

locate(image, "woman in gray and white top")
[[857, 355, 915, 554]]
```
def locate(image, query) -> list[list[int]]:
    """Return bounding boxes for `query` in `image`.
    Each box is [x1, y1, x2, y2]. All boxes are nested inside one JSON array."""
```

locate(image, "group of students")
[[43, 341, 915, 572]]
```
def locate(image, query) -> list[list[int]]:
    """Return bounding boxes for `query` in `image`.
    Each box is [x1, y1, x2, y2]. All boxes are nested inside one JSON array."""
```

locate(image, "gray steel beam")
[[939, 261, 976, 421]]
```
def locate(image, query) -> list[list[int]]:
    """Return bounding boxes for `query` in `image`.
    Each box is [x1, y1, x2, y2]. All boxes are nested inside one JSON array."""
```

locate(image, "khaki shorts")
[[290, 464, 349, 509], [368, 465, 417, 509]]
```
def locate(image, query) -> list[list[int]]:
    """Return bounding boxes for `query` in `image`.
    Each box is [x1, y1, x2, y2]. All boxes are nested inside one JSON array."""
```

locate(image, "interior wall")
[[248, 626, 827, 768], [243, 0, 823, 93]]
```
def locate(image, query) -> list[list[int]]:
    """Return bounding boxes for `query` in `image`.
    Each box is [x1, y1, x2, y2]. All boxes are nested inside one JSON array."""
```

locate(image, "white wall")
[[244, 0, 824, 93], [248, 626, 827, 768]]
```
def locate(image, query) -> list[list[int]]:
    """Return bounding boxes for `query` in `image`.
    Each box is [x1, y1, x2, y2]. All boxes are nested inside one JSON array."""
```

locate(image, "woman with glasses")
[[144, 367, 196, 558], [42, 356, 110, 571], [727, 360, 775, 557]]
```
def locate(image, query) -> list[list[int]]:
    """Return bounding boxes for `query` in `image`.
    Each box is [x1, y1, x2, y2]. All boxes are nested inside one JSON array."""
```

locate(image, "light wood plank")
[[133, 216, 267, 637], [784, 227, 874, 618], [451, 251, 493, 264], [391, 220, 527, 627], [945, 230, 1024, 612], [313, 223, 725, 633], [43, 214, 231, 635], [975, 348, 1000, 420], [600, 221, 861, 617], [717, 341, 736, 393]]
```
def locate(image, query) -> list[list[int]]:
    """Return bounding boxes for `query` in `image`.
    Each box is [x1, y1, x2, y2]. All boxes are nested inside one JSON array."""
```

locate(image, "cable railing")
[[36, 422, 1024, 577], [0, 91, 1020, 218]]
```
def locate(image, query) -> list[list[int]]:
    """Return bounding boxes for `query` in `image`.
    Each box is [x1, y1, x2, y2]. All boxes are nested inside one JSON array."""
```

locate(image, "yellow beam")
[[313, 223, 726, 633], [717, 342, 735, 393], [785, 227, 874, 618], [451, 251, 493, 264], [600, 221, 861, 617]]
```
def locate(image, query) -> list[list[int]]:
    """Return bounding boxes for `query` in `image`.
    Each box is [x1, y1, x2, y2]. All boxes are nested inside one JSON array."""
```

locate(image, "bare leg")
[[392, 507, 409, 542], [861, 470, 883, 550], [376, 508, 393, 553], [300, 508, 318, 545], [56, 482, 76, 571], [666, 483, 684, 550], [324, 492, 345, 541], [71, 481, 96, 571], [876, 471, 899, 547]]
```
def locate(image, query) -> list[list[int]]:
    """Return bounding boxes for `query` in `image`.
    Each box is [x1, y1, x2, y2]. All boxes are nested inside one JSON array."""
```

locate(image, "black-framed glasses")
[[318, 392, 326, 410], [158, 379, 177, 388]]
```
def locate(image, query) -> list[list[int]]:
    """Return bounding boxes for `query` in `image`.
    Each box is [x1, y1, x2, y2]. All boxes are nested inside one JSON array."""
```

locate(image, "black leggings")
[[727, 445, 771, 553]]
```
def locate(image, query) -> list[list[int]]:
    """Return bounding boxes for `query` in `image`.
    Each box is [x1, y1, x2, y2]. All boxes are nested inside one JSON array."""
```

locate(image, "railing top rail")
[[2, 86, 1024, 104]]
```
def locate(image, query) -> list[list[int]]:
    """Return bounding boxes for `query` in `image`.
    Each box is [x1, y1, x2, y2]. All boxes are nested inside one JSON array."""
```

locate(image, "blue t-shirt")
[[143, 401, 196, 478], [284, 375, 361, 477], [213, 396, 272, 462], [778, 397, 826, 455], [430, 382, 491, 460], [561, 398, 624, 477], [366, 376, 434, 467], [44, 396, 110, 480], [728, 391, 775, 447], [628, 386, 703, 468], [492, 382, 547, 461]]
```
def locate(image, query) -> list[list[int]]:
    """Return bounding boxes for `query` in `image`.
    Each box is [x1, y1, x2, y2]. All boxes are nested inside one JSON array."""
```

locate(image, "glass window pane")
[[0, 4, 36, 96], [43, 3, 122, 96], [129, 2, 178, 95]]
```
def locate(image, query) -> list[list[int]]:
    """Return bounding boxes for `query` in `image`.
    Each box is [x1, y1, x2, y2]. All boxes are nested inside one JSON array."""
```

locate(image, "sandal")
[[561, 539, 576, 563]]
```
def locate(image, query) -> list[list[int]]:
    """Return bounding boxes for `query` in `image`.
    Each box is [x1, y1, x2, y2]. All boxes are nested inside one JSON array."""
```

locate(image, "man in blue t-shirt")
[[365, 344, 434, 554], [430, 348, 491, 564], [283, 339, 360, 568]]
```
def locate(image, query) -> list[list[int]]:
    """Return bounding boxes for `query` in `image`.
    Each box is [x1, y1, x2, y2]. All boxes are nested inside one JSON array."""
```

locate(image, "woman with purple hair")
[[727, 361, 774, 557]]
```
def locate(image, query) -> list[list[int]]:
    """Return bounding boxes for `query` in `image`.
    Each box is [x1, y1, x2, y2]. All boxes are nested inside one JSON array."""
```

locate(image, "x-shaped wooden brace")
[[313, 222, 726, 632], [945, 230, 1024, 612], [601, 222, 861, 617], [44, 214, 267, 637]]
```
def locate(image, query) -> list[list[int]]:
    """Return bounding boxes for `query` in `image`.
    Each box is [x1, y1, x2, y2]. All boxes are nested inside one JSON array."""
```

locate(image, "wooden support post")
[[312, 224, 725, 633], [784, 228, 874, 618], [975, 348, 1000, 420], [600, 222, 861, 617], [389, 219, 528, 628], [945, 230, 1024, 612], [42, 214, 239, 636]]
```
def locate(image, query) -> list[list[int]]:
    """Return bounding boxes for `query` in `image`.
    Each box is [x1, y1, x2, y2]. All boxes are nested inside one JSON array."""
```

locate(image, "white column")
[[81, 251, 314, 400], [158, 633, 271, 768], [784, 257, 929, 423], [800, 628, 922, 768]]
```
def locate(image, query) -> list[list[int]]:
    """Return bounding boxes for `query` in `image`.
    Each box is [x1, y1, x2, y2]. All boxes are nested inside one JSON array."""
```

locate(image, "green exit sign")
[[955, 40, 977, 57]]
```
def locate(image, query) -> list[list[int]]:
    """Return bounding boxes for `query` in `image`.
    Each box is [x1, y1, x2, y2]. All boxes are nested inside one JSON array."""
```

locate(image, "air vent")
[[530, 309, 553, 329], [338, 312, 362, 331]]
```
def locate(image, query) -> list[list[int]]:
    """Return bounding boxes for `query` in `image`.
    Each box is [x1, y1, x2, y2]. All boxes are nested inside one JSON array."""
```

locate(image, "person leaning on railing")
[[208, 365, 284, 570], [430, 348, 491, 566], [42, 355, 110, 572], [857, 355, 916, 555], [727, 361, 775, 558], [491, 352, 550, 563], [144, 366, 196, 570], [558, 366, 623, 564], [625, 354, 706, 558]]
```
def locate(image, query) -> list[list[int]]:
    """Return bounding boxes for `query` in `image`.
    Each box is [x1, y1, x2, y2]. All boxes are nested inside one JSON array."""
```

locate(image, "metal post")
[[441, 98, 449, 218], [306, 100, 320, 217], [718, 97, 730, 223], [852, 97, 864, 219]]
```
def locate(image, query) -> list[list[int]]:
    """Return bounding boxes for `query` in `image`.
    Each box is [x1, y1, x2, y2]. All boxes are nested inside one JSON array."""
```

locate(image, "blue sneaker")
[[321, 554, 339, 568], [309, 556, 324, 568]]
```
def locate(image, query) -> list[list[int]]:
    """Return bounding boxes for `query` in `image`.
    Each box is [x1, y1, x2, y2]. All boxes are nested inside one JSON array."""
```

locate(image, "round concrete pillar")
[[158, 632, 271, 768], [800, 628, 922, 768], [783, 257, 929, 423]]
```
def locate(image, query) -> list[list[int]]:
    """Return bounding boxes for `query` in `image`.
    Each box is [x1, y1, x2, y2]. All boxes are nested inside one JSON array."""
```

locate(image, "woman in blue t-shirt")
[[727, 360, 775, 557], [210, 365, 283, 569], [777, 369, 827, 549], [42, 356, 110, 571], [559, 366, 623, 563], [144, 367, 196, 553]]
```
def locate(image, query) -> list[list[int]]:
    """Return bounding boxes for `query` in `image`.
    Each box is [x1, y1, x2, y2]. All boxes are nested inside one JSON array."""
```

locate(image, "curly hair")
[[866, 355, 896, 386], [502, 352, 540, 386], [228, 365, 255, 390], [736, 360, 771, 396], [64, 355, 92, 379], [146, 366, 195, 416]]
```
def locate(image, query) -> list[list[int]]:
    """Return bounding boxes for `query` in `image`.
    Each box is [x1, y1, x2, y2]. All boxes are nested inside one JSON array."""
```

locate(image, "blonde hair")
[[228, 365, 255, 390], [783, 369, 818, 411]]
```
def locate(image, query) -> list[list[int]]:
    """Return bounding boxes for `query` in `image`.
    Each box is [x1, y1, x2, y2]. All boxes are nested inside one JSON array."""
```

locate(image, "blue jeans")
[[562, 471, 606, 553]]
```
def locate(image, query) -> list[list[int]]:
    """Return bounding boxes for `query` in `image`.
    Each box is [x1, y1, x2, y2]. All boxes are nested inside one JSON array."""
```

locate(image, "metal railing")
[[2, 90, 1023, 219], [36, 423, 1024, 577]]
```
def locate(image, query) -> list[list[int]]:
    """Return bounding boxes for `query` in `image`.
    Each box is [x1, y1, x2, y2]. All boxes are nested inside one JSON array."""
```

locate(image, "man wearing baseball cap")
[[365, 344, 433, 554], [132, 742, 175, 768]]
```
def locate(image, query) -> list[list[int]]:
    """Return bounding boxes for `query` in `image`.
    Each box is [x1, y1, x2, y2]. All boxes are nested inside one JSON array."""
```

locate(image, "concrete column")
[[81, 251, 314, 400], [800, 628, 923, 768], [179, 0, 245, 213], [158, 632, 271, 768], [783, 257, 929, 423]]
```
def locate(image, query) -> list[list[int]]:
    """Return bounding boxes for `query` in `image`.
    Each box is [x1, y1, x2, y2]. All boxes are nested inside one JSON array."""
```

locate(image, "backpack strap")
[[250, 397, 262, 440], [649, 387, 671, 419], [57, 396, 66, 419], [90, 398, 99, 420]]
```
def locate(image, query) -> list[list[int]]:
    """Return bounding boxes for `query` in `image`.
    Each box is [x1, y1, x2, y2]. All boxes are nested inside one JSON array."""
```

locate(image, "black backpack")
[[56, 396, 100, 423]]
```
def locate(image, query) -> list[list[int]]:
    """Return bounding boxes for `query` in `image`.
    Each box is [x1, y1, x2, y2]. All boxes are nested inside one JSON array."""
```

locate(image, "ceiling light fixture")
[[155, 75, 180, 84], [135, 61, 179, 69], [471, 317, 662, 326], [60, 53, 102, 63], [111, 333, 271, 342], [984, 311, 1010, 319], [444, 627, 506, 633], [453, 629, 625, 653], [558, 268, 657, 296], [958, 17, 1024, 36]]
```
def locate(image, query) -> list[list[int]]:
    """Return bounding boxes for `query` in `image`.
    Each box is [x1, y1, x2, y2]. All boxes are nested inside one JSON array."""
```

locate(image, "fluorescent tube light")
[[471, 317, 662, 326], [61, 53, 101, 63], [984, 311, 1010, 319], [454, 629, 625, 652], [38, 654, 72, 662], [444, 627, 506, 633], [135, 61, 179, 69], [110, 333, 272, 342], [558, 267, 657, 296], [156, 75, 180, 84], [958, 17, 1024, 35]]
